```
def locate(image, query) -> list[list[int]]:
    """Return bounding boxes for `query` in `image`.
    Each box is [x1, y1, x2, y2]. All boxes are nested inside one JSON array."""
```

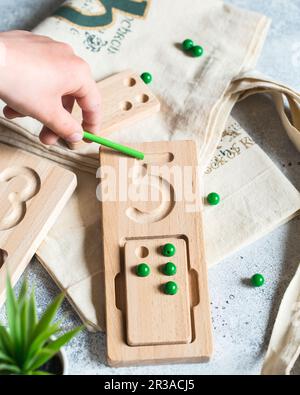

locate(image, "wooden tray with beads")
[[99, 140, 213, 366]]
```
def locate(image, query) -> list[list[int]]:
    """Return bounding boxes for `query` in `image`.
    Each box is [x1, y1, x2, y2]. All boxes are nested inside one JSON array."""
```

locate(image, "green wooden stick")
[[83, 131, 144, 160]]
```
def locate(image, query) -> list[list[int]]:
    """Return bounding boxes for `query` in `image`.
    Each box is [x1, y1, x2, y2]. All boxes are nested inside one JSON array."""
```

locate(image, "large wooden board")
[[70, 70, 160, 149], [99, 140, 213, 366], [0, 143, 77, 304]]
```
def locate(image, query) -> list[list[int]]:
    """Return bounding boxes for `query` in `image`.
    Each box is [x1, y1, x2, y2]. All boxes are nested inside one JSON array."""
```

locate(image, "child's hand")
[[0, 30, 101, 145]]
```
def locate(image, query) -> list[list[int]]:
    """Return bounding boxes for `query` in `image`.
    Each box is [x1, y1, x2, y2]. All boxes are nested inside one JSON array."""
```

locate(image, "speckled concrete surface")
[[0, 0, 300, 375]]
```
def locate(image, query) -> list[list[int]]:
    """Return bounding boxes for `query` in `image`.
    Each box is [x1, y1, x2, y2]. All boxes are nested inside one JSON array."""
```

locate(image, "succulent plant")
[[0, 276, 82, 375]]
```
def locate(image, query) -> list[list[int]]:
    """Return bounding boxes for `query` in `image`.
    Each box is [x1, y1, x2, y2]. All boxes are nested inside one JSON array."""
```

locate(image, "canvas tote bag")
[[0, 1, 299, 355]]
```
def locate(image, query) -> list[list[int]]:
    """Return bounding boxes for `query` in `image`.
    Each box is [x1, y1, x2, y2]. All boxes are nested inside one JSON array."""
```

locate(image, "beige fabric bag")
[[262, 264, 300, 375], [31, 117, 300, 331], [203, 118, 300, 266], [1, 0, 271, 171], [0, 1, 299, 338]]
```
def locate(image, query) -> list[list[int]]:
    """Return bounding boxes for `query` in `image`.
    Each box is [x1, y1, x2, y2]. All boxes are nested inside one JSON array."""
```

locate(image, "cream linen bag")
[[0, 1, 299, 340], [262, 264, 300, 375]]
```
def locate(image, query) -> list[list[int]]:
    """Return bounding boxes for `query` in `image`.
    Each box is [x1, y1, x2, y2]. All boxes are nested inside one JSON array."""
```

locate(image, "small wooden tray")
[[70, 70, 160, 149]]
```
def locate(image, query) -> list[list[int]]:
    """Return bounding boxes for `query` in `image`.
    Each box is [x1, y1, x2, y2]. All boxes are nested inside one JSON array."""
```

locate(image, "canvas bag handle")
[[229, 71, 300, 152], [261, 264, 300, 375]]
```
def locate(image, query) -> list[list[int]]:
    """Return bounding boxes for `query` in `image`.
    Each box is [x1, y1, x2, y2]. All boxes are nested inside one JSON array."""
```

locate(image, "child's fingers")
[[39, 126, 59, 145], [39, 96, 76, 145], [40, 106, 83, 142], [74, 79, 101, 134], [3, 105, 25, 119]]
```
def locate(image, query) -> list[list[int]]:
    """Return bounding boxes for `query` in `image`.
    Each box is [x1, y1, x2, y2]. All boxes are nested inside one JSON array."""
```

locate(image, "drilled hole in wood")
[[144, 152, 174, 164], [0, 249, 8, 269], [124, 77, 136, 87], [121, 101, 133, 111], [135, 246, 149, 259], [115, 270, 126, 314], [136, 94, 150, 104]]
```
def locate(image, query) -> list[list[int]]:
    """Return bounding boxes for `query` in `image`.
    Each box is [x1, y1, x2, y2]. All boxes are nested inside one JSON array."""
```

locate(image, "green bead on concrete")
[[163, 262, 177, 276], [182, 39, 194, 51], [164, 281, 178, 295], [162, 243, 176, 257], [191, 45, 204, 57], [251, 273, 265, 287], [140, 72, 152, 84], [136, 263, 150, 277], [207, 192, 220, 206]]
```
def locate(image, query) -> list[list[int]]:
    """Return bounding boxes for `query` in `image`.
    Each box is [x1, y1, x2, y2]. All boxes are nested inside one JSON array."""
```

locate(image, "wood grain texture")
[[99, 140, 213, 367], [69, 70, 160, 150], [0, 143, 77, 304], [125, 238, 191, 347]]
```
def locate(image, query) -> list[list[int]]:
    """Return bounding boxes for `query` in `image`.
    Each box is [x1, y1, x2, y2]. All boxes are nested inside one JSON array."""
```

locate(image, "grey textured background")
[[0, 0, 300, 375]]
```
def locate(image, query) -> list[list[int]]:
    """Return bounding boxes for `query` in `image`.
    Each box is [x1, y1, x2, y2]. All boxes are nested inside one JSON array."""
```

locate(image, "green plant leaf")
[[46, 326, 83, 354], [30, 294, 64, 342], [6, 276, 18, 339], [20, 298, 29, 344], [24, 327, 81, 373], [24, 348, 57, 372], [0, 325, 14, 357], [0, 350, 14, 364], [18, 281, 29, 359], [18, 297, 30, 366], [18, 279, 28, 306], [26, 323, 60, 362], [0, 363, 21, 374], [6, 277, 24, 366], [27, 289, 38, 338], [31, 370, 52, 375]]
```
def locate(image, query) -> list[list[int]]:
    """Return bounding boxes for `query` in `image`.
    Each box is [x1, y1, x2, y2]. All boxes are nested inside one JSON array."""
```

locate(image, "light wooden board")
[[99, 140, 213, 366], [125, 238, 191, 347], [0, 143, 77, 305], [70, 70, 160, 149]]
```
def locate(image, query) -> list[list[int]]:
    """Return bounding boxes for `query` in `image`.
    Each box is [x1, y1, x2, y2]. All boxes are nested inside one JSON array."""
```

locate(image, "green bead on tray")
[[162, 243, 176, 257], [163, 262, 177, 276], [140, 72, 152, 84], [251, 273, 265, 287], [136, 263, 150, 277], [164, 281, 178, 295]]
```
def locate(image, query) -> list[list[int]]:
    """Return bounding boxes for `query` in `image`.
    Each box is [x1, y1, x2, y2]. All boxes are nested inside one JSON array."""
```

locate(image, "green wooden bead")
[[163, 262, 177, 276], [140, 72, 152, 84], [182, 39, 194, 51], [207, 192, 220, 206], [164, 281, 178, 295], [251, 273, 265, 287], [192, 45, 204, 57], [136, 263, 150, 277], [162, 243, 176, 257]]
